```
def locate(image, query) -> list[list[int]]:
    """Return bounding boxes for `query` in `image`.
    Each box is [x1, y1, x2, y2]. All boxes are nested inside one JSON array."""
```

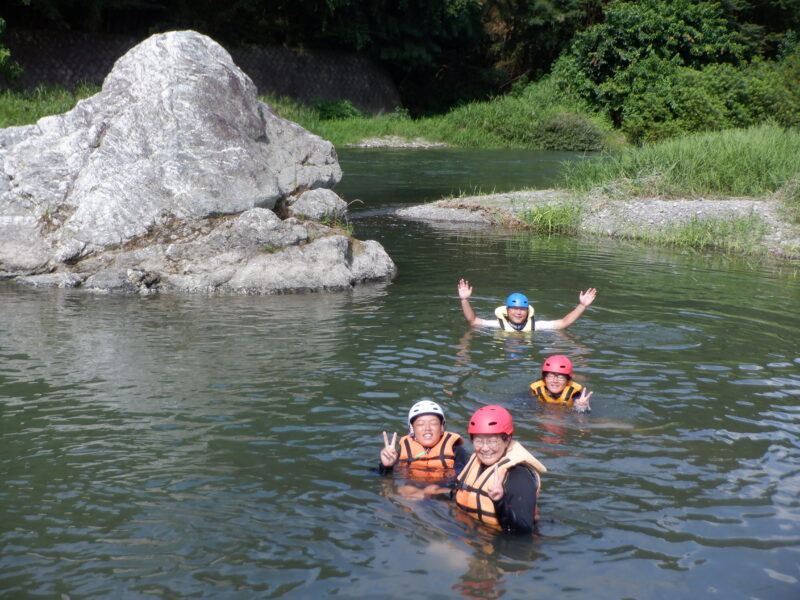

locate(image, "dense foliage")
[[3, 0, 800, 138], [550, 0, 800, 142]]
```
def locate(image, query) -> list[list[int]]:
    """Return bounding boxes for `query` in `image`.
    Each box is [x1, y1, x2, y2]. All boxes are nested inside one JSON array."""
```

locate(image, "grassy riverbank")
[[561, 123, 800, 224], [265, 77, 615, 151], [563, 124, 800, 197]]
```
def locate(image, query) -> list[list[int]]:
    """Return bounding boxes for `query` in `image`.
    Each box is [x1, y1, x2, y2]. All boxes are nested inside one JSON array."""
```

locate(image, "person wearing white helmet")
[[379, 400, 467, 480], [457, 278, 597, 332]]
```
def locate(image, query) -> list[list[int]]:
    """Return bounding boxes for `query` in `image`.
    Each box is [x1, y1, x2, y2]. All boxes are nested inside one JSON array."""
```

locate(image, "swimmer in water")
[[457, 279, 597, 332], [530, 354, 593, 413], [379, 399, 468, 479]]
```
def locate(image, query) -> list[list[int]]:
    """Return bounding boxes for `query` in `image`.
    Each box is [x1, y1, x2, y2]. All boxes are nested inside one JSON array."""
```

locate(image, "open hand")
[[579, 288, 597, 307], [380, 431, 398, 467], [457, 278, 473, 300], [487, 464, 507, 502]]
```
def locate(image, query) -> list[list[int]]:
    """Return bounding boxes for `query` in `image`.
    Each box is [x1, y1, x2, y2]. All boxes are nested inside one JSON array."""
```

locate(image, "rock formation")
[[0, 30, 396, 293]]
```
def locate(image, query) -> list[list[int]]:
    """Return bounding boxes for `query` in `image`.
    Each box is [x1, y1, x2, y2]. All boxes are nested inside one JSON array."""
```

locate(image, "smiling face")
[[472, 434, 512, 467], [506, 306, 529, 324], [544, 372, 569, 395], [411, 415, 444, 448]]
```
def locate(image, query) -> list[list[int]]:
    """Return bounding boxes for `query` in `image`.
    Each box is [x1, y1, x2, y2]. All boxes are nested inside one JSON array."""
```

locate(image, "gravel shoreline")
[[396, 189, 800, 260]]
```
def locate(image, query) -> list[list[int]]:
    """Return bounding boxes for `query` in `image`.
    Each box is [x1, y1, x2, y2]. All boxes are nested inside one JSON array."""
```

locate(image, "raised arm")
[[549, 288, 597, 330], [458, 278, 483, 326]]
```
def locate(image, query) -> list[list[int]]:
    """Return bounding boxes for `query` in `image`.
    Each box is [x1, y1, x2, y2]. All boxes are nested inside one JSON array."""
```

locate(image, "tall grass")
[[563, 123, 800, 197], [263, 76, 614, 150], [518, 202, 583, 234], [633, 214, 768, 254], [0, 84, 98, 128]]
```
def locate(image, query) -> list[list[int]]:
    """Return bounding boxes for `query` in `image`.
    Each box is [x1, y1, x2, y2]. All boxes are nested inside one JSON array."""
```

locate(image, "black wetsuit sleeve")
[[378, 461, 394, 475], [493, 465, 538, 533], [454, 444, 469, 475]]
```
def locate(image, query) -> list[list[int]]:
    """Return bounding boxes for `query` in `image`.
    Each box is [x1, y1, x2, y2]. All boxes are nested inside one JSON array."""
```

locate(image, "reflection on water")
[[2, 159, 800, 598]]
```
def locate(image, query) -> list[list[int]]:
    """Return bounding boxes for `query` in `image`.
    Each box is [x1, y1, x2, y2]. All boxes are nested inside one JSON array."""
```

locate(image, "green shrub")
[[518, 202, 583, 234], [313, 99, 364, 120], [534, 112, 606, 151]]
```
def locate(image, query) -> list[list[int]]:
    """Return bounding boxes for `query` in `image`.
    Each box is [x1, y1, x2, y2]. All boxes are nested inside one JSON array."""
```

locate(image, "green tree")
[[479, 0, 607, 88], [558, 0, 747, 126]]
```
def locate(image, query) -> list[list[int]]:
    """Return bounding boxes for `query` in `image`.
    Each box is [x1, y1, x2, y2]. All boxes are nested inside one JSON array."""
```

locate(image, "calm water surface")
[[1, 149, 799, 599]]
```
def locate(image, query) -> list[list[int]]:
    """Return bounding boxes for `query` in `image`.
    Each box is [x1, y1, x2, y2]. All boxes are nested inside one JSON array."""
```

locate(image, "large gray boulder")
[[0, 30, 396, 293]]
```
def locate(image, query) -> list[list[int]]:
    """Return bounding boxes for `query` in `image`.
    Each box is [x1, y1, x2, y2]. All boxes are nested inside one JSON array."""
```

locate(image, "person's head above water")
[[468, 404, 514, 467], [504, 292, 530, 325], [542, 354, 572, 396], [505, 293, 529, 308], [407, 400, 445, 447]]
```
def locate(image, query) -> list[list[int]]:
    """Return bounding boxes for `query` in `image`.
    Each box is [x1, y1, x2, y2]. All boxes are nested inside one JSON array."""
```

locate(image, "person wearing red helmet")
[[530, 355, 592, 412], [453, 405, 547, 533], [457, 278, 597, 332]]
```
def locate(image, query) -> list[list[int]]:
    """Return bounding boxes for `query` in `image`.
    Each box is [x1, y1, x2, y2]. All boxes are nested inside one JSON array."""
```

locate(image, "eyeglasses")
[[472, 436, 505, 449], [544, 373, 568, 382]]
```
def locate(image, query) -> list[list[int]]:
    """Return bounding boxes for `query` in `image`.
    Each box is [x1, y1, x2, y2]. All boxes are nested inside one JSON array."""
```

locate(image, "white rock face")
[[0, 30, 396, 293], [288, 188, 348, 221]]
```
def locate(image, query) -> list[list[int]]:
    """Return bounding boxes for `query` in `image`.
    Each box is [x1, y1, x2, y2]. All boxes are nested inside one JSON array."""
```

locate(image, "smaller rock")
[[288, 189, 348, 221]]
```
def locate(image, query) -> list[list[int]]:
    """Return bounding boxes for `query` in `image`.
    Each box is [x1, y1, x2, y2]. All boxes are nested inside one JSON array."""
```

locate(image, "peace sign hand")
[[380, 431, 399, 467], [487, 464, 507, 502], [573, 389, 593, 413]]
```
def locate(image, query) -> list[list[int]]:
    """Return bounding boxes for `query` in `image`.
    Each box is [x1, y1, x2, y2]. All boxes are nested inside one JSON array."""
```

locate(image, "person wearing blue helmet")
[[457, 278, 597, 332]]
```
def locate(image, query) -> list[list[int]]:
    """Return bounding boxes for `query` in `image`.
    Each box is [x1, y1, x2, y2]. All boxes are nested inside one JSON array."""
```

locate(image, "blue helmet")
[[505, 293, 529, 308]]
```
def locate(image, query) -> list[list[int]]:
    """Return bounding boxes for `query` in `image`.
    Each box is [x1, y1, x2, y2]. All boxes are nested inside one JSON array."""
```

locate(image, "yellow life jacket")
[[454, 441, 546, 530], [494, 306, 535, 332], [530, 379, 584, 407], [398, 432, 463, 480]]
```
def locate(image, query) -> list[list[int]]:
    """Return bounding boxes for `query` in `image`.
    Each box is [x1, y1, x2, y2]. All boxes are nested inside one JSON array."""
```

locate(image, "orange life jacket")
[[454, 441, 546, 530], [397, 432, 463, 480], [530, 379, 583, 407]]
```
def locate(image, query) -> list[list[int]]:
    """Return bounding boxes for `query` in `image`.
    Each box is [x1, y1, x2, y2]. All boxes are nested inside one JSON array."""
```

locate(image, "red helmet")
[[468, 405, 513, 436], [542, 354, 572, 378]]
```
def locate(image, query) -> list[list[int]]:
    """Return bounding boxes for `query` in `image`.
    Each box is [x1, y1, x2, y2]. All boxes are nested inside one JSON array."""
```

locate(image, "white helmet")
[[407, 400, 445, 435]]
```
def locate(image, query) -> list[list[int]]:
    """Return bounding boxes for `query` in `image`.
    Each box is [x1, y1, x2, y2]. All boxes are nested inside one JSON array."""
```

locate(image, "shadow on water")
[[1, 150, 799, 599]]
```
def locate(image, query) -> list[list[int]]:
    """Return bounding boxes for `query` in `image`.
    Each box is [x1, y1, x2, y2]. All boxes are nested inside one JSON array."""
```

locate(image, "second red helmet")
[[542, 354, 573, 378], [468, 405, 514, 436]]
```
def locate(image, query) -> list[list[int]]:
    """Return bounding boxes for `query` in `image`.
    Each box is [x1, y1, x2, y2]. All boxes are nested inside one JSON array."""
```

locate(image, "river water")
[[1, 149, 799, 599]]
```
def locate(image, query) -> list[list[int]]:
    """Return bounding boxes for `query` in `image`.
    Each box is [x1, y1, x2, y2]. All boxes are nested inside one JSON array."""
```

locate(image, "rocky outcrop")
[[0, 30, 396, 293]]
